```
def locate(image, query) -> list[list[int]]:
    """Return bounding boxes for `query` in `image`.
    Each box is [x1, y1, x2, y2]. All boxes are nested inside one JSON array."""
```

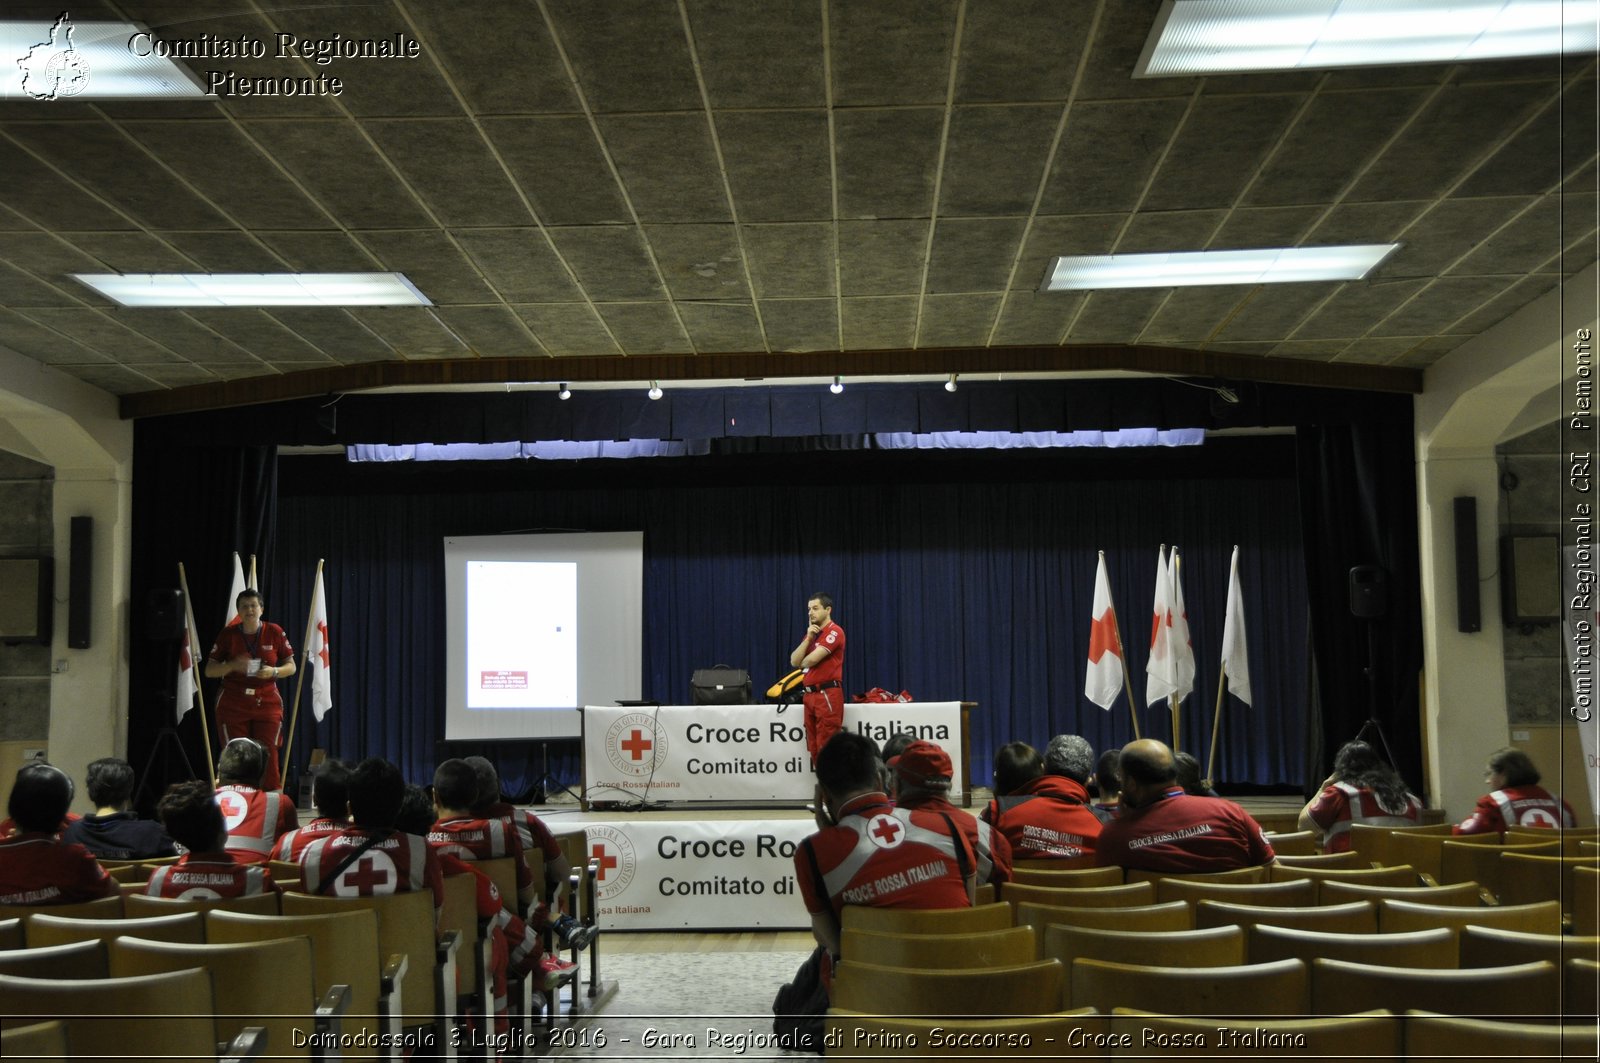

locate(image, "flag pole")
[[248, 555, 258, 590], [1170, 694, 1180, 754], [1205, 671, 1226, 789], [282, 558, 323, 788], [176, 562, 216, 781], [1108, 603, 1142, 740]]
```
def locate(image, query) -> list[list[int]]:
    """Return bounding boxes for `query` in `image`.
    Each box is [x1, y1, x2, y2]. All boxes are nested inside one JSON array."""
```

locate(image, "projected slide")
[[465, 561, 576, 709]]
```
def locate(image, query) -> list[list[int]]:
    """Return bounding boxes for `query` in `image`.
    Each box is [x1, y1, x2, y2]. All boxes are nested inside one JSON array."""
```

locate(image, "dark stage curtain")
[[1296, 420, 1426, 797], [259, 441, 1312, 798]]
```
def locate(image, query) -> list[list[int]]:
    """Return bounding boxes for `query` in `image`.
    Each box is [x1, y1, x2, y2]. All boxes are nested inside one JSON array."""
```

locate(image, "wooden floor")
[[603, 930, 813, 954]]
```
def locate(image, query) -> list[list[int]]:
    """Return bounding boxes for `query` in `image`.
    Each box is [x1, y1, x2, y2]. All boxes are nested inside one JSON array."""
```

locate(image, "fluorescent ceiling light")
[[73, 273, 434, 307], [1041, 245, 1398, 291], [2, 15, 207, 99], [1136, 0, 1598, 77]]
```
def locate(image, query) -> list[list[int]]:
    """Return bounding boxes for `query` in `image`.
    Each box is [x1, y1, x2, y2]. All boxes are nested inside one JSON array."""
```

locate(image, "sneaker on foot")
[[552, 913, 594, 952], [539, 954, 579, 991]]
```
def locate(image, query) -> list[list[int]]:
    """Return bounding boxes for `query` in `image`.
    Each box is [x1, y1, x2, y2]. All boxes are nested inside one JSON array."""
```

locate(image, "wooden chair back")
[[1377, 898, 1563, 935], [1505, 826, 1600, 855], [1123, 865, 1266, 886], [1567, 958, 1599, 1020], [1109, 1010, 1399, 1057], [1497, 852, 1600, 909], [1155, 877, 1315, 908], [1014, 900, 1191, 956], [437, 871, 488, 1006], [1387, 830, 1498, 882], [1319, 880, 1481, 907], [1007, 865, 1122, 888], [1247, 924, 1458, 968], [1268, 862, 1419, 902], [1195, 899, 1377, 934], [972, 882, 995, 906], [1070, 956, 1307, 1016], [108, 934, 318, 1057], [1311, 957, 1557, 1016], [0, 918, 21, 950], [207, 908, 384, 1062], [838, 901, 1011, 935], [24, 911, 203, 949], [0, 938, 108, 979], [1271, 850, 1362, 869], [0, 895, 122, 922], [823, 1010, 1098, 1056], [1346, 822, 1453, 870], [1576, 865, 1600, 936], [1002, 881, 1154, 916], [1, 1020, 68, 1058], [1046, 925, 1245, 1001], [282, 887, 444, 1033], [1438, 839, 1558, 894], [839, 925, 1036, 968], [1403, 1012, 1598, 1057], [124, 891, 280, 917], [1250, 813, 1301, 835], [0, 968, 217, 1058], [1459, 925, 1600, 971], [1261, 829, 1317, 855], [474, 856, 520, 916], [831, 958, 1064, 1015], [268, 859, 301, 881]]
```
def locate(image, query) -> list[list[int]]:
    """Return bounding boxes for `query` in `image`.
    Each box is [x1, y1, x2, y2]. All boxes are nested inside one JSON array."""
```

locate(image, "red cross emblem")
[[341, 855, 392, 894], [620, 728, 652, 761], [869, 815, 903, 847], [591, 842, 619, 882], [316, 620, 330, 668]]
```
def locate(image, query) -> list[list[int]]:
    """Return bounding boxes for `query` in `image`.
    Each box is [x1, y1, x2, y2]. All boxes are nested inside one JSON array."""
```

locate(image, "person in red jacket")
[[790, 592, 846, 761], [983, 737, 1103, 859], [1455, 747, 1577, 837], [204, 589, 295, 791], [148, 780, 278, 899], [215, 738, 298, 864], [891, 739, 1011, 885], [0, 763, 115, 906], [271, 758, 351, 862]]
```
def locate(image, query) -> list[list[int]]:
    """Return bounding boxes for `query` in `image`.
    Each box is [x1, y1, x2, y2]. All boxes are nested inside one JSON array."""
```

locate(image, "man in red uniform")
[[148, 780, 278, 899], [0, 763, 116, 906], [891, 739, 1011, 885], [271, 758, 351, 862], [790, 592, 846, 761], [983, 737, 1104, 859], [299, 758, 444, 916], [1455, 747, 1577, 837], [795, 732, 974, 969], [430, 758, 535, 907], [205, 589, 295, 791], [1096, 739, 1276, 873], [214, 738, 297, 864]]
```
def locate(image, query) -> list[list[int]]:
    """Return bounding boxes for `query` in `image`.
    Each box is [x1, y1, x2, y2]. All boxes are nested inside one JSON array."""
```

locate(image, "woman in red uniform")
[[205, 589, 295, 791]]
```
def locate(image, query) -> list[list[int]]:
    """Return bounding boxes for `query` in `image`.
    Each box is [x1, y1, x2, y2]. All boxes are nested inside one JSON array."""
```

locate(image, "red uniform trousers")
[[803, 687, 844, 760]]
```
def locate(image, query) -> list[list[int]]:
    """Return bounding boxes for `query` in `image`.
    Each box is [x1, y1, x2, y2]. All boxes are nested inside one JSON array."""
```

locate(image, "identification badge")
[[243, 687, 256, 696]]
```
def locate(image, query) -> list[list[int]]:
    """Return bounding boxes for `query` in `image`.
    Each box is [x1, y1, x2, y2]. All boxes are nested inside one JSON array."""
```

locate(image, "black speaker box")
[[67, 516, 92, 649], [145, 588, 185, 641], [1349, 564, 1388, 619], [1454, 496, 1480, 632]]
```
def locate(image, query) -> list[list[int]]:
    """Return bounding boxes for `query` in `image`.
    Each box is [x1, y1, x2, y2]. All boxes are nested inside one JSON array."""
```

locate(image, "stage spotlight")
[[558, 382, 572, 400], [945, 373, 958, 393], [648, 380, 663, 400], [830, 375, 844, 395]]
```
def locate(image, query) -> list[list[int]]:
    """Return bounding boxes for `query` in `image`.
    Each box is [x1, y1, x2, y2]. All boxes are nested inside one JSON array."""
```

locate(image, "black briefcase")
[[690, 665, 752, 705]]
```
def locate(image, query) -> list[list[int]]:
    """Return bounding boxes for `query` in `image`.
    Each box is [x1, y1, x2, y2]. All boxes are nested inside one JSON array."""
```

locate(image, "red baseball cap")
[[890, 740, 953, 784]]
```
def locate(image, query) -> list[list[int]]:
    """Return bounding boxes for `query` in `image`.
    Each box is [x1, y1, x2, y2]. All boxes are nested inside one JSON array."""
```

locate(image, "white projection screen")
[[443, 531, 643, 739]]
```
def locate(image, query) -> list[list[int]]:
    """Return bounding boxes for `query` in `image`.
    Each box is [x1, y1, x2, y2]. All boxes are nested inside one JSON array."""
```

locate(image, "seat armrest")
[[220, 1026, 269, 1062], [379, 953, 408, 1054]]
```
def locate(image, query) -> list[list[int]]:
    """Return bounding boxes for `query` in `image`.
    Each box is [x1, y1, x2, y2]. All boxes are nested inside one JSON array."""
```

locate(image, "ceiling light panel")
[[73, 273, 434, 307], [1136, 0, 1598, 78], [3, 17, 208, 99], [1041, 245, 1398, 291]]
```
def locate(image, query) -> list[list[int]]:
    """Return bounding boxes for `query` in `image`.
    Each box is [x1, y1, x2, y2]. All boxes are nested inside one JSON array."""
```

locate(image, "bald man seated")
[[1095, 739, 1275, 873]]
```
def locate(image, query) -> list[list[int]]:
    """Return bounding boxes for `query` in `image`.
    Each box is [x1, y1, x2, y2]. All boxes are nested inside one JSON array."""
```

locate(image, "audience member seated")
[[879, 732, 917, 798], [215, 738, 298, 864], [271, 758, 352, 862], [430, 759, 536, 909], [1174, 751, 1221, 798], [796, 732, 975, 973], [1454, 747, 1576, 837], [890, 740, 1011, 885], [1299, 739, 1423, 852], [1090, 749, 1120, 825], [61, 757, 176, 860], [147, 781, 278, 899], [299, 758, 443, 915], [982, 736, 1103, 859], [1096, 739, 1276, 873], [464, 755, 591, 951], [0, 759, 81, 839], [0, 763, 116, 905]]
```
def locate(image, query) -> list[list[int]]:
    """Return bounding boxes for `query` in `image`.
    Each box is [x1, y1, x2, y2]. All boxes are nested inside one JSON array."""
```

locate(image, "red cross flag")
[[1147, 545, 1180, 706], [1168, 546, 1196, 704], [1084, 551, 1125, 710], [175, 573, 204, 723], [225, 552, 247, 627], [307, 568, 332, 721], [1220, 545, 1253, 706]]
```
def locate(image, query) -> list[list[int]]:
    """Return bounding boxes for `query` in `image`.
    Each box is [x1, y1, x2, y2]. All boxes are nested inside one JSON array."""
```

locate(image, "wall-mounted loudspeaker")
[[67, 516, 92, 649], [1349, 564, 1388, 619], [145, 588, 185, 642], [1453, 496, 1480, 633]]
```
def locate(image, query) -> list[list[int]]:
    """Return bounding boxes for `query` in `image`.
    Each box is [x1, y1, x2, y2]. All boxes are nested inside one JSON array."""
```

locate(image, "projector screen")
[[443, 531, 643, 740]]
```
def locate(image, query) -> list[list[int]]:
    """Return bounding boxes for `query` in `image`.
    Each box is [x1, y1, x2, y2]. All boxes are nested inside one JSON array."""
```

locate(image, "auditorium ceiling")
[[0, 0, 1594, 417]]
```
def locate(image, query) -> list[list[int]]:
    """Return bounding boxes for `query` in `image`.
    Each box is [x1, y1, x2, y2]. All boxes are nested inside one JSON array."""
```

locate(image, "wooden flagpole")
[[176, 562, 216, 781], [1108, 604, 1142, 740], [281, 558, 322, 786], [1205, 672, 1226, 789], [1169, 694, 1180, 753], [248, 555, 258, 590]]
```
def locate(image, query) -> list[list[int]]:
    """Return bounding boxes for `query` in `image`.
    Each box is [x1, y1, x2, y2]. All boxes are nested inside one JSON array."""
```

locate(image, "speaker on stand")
[[134, 588, 200, 808], [1347, 565, 1398, 771]]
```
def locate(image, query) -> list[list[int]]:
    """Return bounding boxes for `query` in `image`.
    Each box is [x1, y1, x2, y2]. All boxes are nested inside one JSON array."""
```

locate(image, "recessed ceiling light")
[[1136, 0, 1597, 78], [1040, 245, 1398, 291], [71, 273, 433, 307], [2, 16, 208, 99]]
